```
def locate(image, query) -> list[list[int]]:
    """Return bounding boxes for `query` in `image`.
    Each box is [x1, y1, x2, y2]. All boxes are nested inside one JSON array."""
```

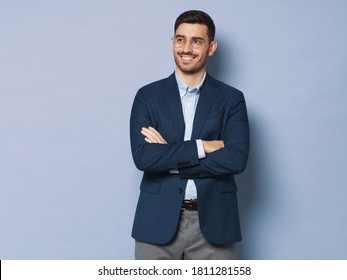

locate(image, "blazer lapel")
[[191, 74, 220, 139], [163, 73, 185, 139]]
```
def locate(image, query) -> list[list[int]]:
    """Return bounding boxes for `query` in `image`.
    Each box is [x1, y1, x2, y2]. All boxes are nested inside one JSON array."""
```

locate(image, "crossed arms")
[[141, 127, 224, 154], [130, 89, 249, 178]]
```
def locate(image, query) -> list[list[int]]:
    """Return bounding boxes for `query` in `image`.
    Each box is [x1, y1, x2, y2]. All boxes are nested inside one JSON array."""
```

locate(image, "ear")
[[208, 40, 217, 56]]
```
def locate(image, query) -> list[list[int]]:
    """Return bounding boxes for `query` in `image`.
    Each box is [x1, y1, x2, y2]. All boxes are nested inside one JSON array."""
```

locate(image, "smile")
[[180, 55, 196, 62]]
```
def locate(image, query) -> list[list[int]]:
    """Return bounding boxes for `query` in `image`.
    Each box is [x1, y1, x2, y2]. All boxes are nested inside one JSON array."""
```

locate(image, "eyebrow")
[[175, 34, 205, 40]]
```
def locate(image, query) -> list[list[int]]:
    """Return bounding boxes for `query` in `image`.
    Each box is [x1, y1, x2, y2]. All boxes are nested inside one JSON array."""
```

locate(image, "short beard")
[[174, 56, 206, 75]]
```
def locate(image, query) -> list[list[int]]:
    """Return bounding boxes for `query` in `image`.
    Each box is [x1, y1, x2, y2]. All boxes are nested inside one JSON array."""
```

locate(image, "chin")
[[179, 67, 196, 74], [178, 64, 204, 75]]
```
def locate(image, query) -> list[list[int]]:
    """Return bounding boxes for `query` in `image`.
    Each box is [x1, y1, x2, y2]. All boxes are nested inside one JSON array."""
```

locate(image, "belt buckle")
[[182, 199, 197, 211]]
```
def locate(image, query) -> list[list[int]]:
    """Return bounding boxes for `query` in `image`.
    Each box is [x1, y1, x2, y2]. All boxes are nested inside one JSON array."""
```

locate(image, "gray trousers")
[[135, 210, 236, 260]]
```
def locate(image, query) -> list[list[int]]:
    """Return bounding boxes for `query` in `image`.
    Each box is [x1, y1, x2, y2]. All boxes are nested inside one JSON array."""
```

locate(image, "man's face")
[[173, 23, 217, 75]]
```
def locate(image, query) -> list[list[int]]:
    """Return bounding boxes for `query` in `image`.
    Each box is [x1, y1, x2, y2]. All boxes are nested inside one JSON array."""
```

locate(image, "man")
[[130, 10, 249, 260]]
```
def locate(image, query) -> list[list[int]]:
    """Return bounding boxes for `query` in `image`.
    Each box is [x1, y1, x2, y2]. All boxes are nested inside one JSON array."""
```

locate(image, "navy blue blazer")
[[130, 73, 249, 245]]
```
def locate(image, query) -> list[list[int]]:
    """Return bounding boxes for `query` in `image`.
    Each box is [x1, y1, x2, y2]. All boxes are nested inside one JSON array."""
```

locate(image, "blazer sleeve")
[[130, 89, 200, 173], [178, 92, 250, 178]]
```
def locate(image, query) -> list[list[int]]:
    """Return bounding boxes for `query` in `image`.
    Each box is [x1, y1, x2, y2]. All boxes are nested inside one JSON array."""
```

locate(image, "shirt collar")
[[175, 71, 206, 96]]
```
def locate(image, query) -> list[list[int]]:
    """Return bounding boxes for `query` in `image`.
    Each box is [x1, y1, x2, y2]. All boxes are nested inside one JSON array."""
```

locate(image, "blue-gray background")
[[1, 0, 346, 259]]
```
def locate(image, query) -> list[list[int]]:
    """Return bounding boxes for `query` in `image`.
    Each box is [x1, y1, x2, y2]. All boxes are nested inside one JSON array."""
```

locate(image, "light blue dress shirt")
[[175, 71, 206, 199]]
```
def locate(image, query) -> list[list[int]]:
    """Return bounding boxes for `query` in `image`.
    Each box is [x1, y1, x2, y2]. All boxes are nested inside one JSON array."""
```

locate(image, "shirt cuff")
[[196, 139, 206, 159]]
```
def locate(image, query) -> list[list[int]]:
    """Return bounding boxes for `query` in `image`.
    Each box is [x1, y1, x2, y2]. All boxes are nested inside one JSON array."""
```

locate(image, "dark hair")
[[174, 10, 216, 40]]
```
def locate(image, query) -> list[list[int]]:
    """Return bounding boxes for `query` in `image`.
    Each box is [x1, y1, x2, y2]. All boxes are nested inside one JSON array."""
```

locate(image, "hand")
[[202, 140, 224, 153], [141, 127, 168, 144]]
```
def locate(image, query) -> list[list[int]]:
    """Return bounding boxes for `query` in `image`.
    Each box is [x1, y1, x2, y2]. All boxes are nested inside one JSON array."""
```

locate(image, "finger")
[[142, 128, 161, 142], [148, 127, 162, 138], [141, 128, 164, 144], [141, 127, 168, 144], [148, 127, 167, 144], [145, 127, 165, 143]]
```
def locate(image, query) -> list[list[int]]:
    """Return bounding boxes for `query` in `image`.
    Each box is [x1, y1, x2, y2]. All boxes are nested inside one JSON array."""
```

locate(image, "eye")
[[175, 37, 184, 43], [194, 39, 203, 46]]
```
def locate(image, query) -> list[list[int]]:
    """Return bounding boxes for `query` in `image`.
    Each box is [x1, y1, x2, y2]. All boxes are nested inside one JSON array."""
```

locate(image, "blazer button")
[[178, 187, 184, 193]]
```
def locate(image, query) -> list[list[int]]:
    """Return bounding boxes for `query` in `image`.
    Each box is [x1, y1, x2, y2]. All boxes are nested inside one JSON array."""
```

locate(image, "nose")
[[182, 40, 193, 53]]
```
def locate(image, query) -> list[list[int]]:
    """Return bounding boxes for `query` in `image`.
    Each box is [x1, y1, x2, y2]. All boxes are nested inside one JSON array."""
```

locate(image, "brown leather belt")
[[181, 199, 198, 211]]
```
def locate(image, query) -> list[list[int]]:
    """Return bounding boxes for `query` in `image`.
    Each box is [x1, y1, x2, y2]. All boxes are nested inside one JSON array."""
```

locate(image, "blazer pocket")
[[140, 179, 161, 194]]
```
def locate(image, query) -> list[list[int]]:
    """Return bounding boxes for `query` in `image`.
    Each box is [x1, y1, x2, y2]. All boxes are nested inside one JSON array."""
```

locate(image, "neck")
[[175, 67, 206, 88]]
